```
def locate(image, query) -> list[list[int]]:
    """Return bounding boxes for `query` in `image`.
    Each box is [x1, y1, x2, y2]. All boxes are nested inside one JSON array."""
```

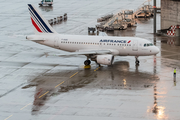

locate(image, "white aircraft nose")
[[153, 46, 160, 54]]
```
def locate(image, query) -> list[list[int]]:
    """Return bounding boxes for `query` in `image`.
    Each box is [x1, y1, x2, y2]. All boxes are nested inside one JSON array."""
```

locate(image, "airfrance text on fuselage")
[[99, 40, 130, 43]]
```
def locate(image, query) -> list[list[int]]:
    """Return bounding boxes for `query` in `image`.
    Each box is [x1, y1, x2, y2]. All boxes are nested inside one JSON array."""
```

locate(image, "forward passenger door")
[[132, 40, 138, 51]]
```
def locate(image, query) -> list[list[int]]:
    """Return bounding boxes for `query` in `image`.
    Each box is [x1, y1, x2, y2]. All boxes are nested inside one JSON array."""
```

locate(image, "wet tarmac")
[[1, 0, 180, 120]]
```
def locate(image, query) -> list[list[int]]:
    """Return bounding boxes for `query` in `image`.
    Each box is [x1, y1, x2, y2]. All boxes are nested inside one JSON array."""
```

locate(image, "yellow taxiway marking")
[[4, 115, 13, 120], [20, 103, 32, 110], [70, 72, 78, 78], [39, 91, 49, 98], [94, 67, 100, 71], [4, 71, 81, 120], [55, 81, 64, 88]]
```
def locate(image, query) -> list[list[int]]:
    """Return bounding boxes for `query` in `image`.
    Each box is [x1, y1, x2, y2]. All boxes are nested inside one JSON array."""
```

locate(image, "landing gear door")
[[132, 40, 138, 51]]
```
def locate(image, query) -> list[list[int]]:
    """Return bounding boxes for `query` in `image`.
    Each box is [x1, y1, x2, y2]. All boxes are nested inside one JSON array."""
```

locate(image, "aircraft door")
[[132, 40, 138, 51], [54, 37, 59, 48]]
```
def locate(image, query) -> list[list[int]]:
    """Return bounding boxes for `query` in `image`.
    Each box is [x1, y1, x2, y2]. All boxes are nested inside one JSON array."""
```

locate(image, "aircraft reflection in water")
[[21, 61, 160, 114], [93, 61, 159, 90]]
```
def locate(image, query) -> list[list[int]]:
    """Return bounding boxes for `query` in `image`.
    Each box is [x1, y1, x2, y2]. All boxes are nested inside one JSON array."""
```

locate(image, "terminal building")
[[161, 0, 180, 36]]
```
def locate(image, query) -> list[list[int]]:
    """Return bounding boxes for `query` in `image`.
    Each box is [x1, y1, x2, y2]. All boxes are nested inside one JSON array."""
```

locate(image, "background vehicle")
[[39, 0, 53, 6], [122, 10, 137, 26]]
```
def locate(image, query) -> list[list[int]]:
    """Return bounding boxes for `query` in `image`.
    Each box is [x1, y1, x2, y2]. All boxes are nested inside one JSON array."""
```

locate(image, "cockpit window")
[[144, 43, 153, 47]]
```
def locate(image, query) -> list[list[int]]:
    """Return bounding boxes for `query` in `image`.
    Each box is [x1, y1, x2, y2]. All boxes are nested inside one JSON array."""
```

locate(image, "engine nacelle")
[[96, 55, 114, 65]]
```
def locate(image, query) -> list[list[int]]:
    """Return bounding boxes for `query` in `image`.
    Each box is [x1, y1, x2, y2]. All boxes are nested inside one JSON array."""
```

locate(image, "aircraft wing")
[[45, 50, 112, 57]]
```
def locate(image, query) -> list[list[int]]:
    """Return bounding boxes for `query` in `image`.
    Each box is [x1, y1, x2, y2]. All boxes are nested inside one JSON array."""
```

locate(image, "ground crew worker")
[[174, 68, 176, 77]]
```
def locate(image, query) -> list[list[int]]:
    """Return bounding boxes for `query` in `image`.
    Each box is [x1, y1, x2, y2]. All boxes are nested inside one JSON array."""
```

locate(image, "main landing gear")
[[84, 60, 91, 66], [135, 56, 139, 65]]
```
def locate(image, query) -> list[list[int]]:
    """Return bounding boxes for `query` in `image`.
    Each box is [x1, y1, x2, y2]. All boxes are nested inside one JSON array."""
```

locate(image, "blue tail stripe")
[[28, 8, 47, 33], [28, 4, 53, 33], [28, 6, 50, 33]]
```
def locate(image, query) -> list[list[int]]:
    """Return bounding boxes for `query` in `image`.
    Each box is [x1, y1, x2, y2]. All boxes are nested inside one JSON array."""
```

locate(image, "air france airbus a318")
[[26, 4, 159, 66]]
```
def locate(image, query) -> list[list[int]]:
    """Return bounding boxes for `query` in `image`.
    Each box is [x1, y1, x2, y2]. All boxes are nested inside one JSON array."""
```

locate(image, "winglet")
[[28, 4, 57, 34]]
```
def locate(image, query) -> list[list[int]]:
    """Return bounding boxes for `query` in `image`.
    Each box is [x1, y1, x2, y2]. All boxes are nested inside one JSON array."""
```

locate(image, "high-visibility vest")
[[174, 69, 176, 73]]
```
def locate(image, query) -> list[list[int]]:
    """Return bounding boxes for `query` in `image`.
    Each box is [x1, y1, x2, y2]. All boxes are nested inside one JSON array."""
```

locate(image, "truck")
[[39, 0, 53, 6], [134, 5, 154, 18], [103, 13, 127, 30], [122, 10, 137, 27]]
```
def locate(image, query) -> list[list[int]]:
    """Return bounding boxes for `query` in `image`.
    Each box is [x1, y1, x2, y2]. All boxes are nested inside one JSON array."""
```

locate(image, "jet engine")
[[96, 55, 114, 65]]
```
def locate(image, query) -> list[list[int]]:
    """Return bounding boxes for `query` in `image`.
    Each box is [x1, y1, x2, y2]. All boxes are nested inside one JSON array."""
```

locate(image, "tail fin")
[[28, 4, 57, 35]]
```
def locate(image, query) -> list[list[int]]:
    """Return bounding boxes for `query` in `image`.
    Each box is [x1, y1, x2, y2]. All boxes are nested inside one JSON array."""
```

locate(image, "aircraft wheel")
[[84, 60, 91, 66], [135, 56, 139, 65], [135, 60, 139, 65]]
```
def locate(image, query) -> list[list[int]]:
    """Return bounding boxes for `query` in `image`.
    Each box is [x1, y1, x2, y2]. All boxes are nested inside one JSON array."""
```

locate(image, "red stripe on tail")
[[31, 17, 42, 33]]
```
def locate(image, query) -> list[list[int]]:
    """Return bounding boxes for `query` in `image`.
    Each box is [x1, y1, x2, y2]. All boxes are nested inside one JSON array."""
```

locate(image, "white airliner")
[[26, 4, 159, 66]]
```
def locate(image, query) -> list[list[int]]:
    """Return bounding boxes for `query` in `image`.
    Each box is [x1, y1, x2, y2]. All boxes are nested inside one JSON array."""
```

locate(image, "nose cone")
[[153, 46, 160, 55]]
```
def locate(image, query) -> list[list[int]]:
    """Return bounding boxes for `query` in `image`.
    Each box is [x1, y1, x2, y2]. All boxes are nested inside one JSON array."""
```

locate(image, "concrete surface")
[[0, 0, 180, 120], [161, 0, 180, 29]]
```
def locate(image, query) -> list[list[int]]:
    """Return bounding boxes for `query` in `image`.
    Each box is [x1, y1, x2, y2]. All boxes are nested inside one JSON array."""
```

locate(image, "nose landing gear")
[[135, 56, 139, 65]]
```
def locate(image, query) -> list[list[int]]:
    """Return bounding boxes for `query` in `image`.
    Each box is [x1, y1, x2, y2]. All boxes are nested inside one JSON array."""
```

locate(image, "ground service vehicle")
[[39, 0, 53, 6]]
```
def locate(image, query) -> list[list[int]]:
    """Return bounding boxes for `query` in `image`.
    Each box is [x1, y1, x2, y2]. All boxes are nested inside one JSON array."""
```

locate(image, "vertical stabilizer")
[[28, 4, 57, 34]]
